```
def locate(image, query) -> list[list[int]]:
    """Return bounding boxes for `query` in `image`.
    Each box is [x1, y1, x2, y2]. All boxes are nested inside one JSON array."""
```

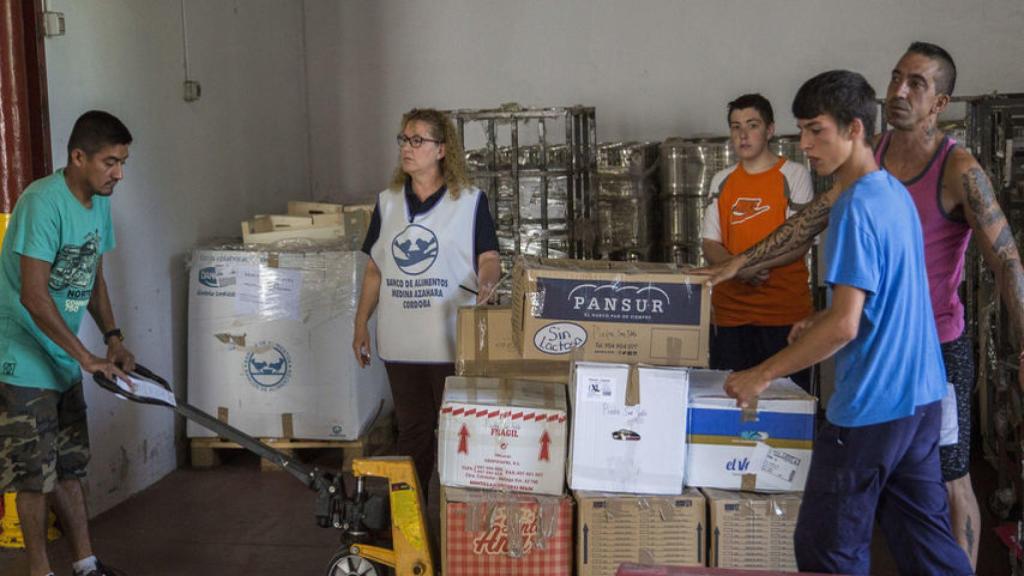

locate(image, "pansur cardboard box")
[[511, 256, 711, 366], [686, 370, 815, 492], [442, 487, 573, 576], [438, 377, 568, 495], [456, 305, 570, 382], [187, 245, 391, 440], [576, 489, 705, 576], [569, 362, 689, 494], [703, 488, 802, 572]]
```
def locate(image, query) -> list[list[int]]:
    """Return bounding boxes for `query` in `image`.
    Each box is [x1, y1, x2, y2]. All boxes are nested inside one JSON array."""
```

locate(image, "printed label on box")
[[535, 278, 702, 325]]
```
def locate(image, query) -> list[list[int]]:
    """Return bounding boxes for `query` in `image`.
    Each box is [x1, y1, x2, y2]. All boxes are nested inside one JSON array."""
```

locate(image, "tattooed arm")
[[702, 185, 839, 285], [953, 151, 1024, 391]]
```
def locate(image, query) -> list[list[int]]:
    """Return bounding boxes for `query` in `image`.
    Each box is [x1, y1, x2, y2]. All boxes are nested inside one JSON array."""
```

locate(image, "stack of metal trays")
[[595, 141, 660, 261], [658, 137, 733, 266], [453, 104, 597, 277]]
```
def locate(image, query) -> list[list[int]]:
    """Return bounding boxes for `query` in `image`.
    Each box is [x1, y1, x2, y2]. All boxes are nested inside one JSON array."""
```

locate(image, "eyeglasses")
[[396, 134, 442, 148]]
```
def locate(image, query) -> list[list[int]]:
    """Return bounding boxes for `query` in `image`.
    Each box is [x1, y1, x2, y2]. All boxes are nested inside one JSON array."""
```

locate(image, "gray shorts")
[[0, 381, 91, 493]]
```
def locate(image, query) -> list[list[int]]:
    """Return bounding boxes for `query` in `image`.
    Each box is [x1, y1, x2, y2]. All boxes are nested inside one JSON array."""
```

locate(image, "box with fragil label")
[[686, 370, 816, 492], [568, 362, 689, 494], [438, 376, 568, 495], [576, 489, 706, 576], [510, 256, 711, 366]]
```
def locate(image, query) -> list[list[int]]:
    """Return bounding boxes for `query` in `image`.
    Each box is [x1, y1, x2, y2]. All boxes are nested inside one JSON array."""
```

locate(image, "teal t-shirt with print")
[[0, 169, 116, 390]]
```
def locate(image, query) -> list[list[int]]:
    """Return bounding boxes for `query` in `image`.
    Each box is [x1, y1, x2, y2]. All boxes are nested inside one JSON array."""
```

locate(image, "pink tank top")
[[876, 133, 971, 343]]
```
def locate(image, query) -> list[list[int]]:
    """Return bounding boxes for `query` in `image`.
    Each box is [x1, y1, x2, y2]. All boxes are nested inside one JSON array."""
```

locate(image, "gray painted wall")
[[43, 0, 310, 514], [304, 0, 1024, 202]]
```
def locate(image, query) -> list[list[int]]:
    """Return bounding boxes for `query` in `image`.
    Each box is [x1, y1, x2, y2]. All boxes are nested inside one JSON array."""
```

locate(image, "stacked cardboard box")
[[437, 376, 573, 574], [703, 488, 803, 571], [576, 490, 706, 576]]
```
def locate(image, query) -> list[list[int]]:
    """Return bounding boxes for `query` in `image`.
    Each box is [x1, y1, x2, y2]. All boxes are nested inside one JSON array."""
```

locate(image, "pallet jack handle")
[[92, 365, 346, 528]]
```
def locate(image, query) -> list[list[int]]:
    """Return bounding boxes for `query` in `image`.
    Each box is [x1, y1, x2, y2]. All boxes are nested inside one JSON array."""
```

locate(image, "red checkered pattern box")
[[442, 487, 573, 576]]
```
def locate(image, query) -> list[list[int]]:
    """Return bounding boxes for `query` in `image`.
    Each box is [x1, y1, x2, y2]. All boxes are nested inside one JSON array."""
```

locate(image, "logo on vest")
[[391, 224, 439, 275], [730, 197, 771, 225], [244, 341, 292, 391]]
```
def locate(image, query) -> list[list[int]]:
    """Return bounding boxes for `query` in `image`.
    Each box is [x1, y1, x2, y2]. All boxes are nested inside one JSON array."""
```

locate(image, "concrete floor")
[[0, 448, 1015, 575]]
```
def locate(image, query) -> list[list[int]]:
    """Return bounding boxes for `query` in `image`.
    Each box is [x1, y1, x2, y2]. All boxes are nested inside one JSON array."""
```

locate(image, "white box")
[[187, 245, 391, 440], [568, 362, 689, 494], [438, 376, 568, 495], [686, 370, 816, 492]]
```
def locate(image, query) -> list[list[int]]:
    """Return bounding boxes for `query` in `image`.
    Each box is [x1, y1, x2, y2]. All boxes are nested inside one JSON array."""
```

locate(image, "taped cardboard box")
[[441, 487, 573, 576], [569, 362, 689, 494], [456, 305, 570, 382], [438, 376, 568, 495], [187, 243, 391, 440], [576, 489, 705, 576], [703, 488, 802, 572], [686, 370, 815, 492], [510, 256, 710, 366]]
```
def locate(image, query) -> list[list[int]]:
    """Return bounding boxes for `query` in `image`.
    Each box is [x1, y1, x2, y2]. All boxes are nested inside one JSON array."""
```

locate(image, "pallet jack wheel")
[[325, 551, 388, 576]]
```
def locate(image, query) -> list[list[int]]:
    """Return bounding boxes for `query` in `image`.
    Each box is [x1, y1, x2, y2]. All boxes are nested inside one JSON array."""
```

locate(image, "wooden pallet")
[[190, 414, 394, 472]]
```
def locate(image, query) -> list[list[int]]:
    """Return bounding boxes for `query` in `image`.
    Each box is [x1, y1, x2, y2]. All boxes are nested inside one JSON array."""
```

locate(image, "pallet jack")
[[92, 366, 434, 576]]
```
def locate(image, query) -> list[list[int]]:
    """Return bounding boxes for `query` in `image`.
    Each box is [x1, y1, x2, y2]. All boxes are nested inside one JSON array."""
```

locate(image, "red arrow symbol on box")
[[539, 430, 551, 461], [458, 424, 470, 454]]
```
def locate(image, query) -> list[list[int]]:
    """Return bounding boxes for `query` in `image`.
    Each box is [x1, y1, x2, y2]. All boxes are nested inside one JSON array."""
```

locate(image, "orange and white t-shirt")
[[701, 157, 814, 327]]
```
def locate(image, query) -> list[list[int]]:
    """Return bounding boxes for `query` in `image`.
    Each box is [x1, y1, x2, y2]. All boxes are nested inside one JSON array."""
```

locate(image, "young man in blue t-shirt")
[[0, 111, 135, 576], [724, 71, 971, 575]]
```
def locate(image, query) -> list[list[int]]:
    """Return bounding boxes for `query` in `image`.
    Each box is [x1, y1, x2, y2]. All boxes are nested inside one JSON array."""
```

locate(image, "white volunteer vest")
[[371, 187, 479, 362]]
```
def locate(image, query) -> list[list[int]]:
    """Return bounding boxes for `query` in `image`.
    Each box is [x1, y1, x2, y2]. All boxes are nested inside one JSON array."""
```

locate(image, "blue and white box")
[[685, 370, 816, 492]]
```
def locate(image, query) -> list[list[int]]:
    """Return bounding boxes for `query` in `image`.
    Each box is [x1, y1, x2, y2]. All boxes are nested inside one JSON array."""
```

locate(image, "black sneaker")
[[76, 561, 127, 576]]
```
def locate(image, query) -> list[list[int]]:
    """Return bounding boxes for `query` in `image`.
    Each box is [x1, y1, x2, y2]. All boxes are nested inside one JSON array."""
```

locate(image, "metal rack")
[[451, 104, 597, 274], [595, 141, 660, 261]]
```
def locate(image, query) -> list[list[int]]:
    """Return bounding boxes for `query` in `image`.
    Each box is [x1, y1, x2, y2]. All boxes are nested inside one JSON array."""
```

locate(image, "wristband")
[[103, 328, 124, 345]]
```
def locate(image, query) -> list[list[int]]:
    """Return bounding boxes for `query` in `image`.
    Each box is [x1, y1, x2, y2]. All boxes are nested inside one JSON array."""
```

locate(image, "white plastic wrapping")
[[186, 239, 391, 440]]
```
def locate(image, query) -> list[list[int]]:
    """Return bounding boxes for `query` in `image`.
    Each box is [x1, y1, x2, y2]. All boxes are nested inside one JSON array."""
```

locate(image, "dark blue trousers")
[[709, 324, 812, 392], [794, 401, 972, 575]]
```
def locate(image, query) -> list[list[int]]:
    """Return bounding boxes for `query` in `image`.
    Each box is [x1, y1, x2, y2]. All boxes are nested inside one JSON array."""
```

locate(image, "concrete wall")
[[304, 0, 1024, 202], [43, 0, 310, 514]]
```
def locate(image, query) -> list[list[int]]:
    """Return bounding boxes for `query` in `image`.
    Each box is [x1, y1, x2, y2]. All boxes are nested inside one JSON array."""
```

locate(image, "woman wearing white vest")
[[353, 109, 500, 494]]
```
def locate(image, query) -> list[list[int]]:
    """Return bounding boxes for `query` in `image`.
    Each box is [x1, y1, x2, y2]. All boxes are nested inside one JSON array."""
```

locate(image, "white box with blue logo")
[[686, 370, 815, 492], [568, 362, 689, 494], [511, 256, 711, 367], [186, 243, 391, 440]]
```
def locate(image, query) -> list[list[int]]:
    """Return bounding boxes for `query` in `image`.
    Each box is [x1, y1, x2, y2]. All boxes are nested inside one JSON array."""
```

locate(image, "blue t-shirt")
[[824, 170, 946, 427], [0, 170, 116, 390]]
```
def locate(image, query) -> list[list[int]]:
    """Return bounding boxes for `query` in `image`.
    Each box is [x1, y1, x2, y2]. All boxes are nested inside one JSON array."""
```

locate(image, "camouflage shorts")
[[0, 381, 90, 493]]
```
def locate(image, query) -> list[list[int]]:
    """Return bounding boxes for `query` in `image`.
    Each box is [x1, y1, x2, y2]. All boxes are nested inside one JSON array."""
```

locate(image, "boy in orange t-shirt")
[[701, 94, 815, 390]]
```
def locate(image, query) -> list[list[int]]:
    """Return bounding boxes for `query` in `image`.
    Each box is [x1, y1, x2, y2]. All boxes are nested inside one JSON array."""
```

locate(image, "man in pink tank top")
[[704, 42, 1024, 569]]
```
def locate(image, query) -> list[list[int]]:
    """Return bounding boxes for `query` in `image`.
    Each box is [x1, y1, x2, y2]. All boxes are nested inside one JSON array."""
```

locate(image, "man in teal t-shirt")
[[0, 111, 136, 576]]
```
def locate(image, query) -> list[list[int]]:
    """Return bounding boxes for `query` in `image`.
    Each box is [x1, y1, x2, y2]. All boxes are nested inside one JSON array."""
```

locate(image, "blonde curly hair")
[[389, 108, 471, 198]]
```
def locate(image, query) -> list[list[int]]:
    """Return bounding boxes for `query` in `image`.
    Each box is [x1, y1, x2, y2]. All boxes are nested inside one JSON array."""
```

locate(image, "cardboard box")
[[510, 256, 711, 366], [456, 305, 570, 382], [686, 370, 815, 492], [438, 377, 568, 495], [442, 487, 573, 576], [703, 488, 802, 572], [187, 246, 391, 440], [576, 489, 705, 576], [569, 362, 689, 494]]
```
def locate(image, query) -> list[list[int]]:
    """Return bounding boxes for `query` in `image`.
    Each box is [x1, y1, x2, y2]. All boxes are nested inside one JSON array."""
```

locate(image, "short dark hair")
[[906, 41, 957, 96], [727, 93, 774, 126], [67, 110, 132, 157], [792, 70, 877, 144]]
